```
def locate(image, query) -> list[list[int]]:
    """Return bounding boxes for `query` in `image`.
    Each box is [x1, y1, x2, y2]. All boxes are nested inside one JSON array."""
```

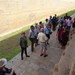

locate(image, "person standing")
[[64, 13, 69, 19], [61, 27, 69, 49], [34, 23, 39, 46], [66, 17, 73, 33], [48, 16, 52, 29], [44, 24, 51, 45], [37, 28, 48, 57], [39, 22, 44, 30], [44, 19, 49, 28], [19, 31, 30, 60], [52, 17, 57, 31], [29, 26, 36, 52]]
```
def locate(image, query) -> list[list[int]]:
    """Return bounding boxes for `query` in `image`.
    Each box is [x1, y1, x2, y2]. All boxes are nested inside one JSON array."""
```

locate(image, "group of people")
[[0, 13, 75, 75], [57, 13, 75, 49], [19, 14, 58, 60], [19, 13, 75, 60]]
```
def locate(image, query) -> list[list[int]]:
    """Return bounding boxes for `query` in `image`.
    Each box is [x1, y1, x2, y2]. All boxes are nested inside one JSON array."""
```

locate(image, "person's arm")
[[28, 30, 32, 39], [5, 70, 14, 75], [44, 34, 48, 42], [25, 36, 28, 47], [19, 38, 22, 50], [44, 28, 46, 34]]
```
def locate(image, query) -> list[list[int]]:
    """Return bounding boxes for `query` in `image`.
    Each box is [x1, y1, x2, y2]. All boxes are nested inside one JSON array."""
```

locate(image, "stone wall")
[[0, 0, 75, 36]]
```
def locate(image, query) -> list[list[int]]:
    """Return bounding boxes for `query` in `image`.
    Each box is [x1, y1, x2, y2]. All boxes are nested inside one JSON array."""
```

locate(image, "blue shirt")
[[44, 26, 50, 34], [28, 30, 36, 38], [48, 19, 52, 24], [34, 26, 39, 36]]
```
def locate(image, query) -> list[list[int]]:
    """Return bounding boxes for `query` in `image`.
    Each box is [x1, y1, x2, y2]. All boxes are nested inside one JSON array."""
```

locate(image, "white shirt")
[[37, 32, 48, 42], [44, 22, 48, 28]]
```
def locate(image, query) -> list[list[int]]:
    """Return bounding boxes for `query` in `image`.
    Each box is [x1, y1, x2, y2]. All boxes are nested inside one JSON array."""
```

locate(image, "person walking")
[[0, 58, 17, 75], [29, 26, 36, 52], [19, 31, 30, 60], [37, 28, 48, 57], [34, 23, 39, 46]]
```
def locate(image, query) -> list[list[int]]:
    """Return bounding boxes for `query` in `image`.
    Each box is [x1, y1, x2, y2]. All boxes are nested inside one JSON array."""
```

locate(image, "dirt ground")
[[0, 0, 75, 36]]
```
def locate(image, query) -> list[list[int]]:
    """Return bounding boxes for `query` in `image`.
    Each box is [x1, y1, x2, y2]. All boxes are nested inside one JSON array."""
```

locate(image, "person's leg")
[[67, 26, 70, 33], [40, 43, 43, 56], [24, 48, 27, 56], [47, 34, 50, 45], [21, 48, 24, 60], [24, 48, 30, 57], [35, 36, 37, 46], [32, 38, 35, 52], [43, 43, 48, 57], [30, 38, 34, 52], [53, 24, 54, 31]]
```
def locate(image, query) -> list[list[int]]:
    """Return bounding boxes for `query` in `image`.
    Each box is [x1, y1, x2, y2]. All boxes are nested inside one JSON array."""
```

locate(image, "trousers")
[[29, 38, 35, 52], [21, 47, 27, 59]]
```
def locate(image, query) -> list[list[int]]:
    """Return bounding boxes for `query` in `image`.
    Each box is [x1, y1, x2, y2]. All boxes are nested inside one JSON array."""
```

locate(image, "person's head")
[[45, 19, 48, 22], [58, 25, 61, 29], [69, 17, 72, 20], [55, 14, 57, 17], [35, 23, 38, 26], [74, 18, 75, 21], [59, 26, 63, 30], [50, 16, 52, 19], [53, 16, 55, 19], [61, 17, 63, 19], [0, 58, 7, 69], [31, 25, 34, 30], [64, 27, 67, 32], [39, 22, 42, 25], [66, 13, 68, 16], [21, 31, 25, 37], [40, 28, 44, 32]]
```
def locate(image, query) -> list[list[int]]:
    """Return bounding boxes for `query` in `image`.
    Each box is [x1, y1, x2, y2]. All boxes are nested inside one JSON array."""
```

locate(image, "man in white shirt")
[[37, 28, 48, 57]]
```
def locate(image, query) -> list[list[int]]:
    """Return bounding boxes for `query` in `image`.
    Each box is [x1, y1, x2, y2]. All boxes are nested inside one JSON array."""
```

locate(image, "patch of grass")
[[58, 9, 75, 18], [0, 9, 75, 61]]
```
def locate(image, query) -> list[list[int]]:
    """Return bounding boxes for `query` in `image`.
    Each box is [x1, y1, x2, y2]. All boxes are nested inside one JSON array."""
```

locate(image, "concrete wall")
[[0, 0, 75, 36]]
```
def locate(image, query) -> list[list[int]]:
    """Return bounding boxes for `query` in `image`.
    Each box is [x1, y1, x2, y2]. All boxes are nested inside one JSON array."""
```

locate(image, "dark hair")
[[21, 31, 25, 35], [31, 25, 34, 29], [69, 17, 72, 20], [39, 22, 42, 24], [45, 19, 48, 22], [50, 16, 52, 18]]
